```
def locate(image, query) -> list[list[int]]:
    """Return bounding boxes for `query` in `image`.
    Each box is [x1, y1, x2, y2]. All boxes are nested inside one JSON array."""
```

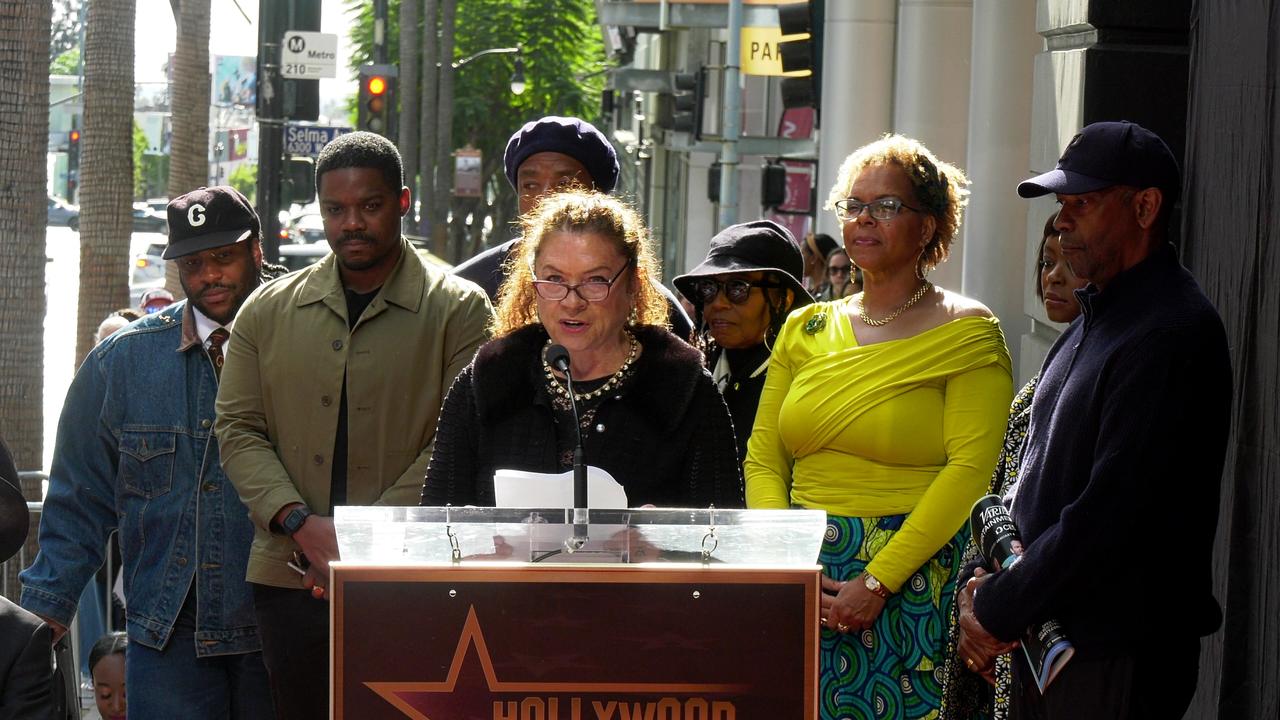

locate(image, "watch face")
[[286, 508, 309, 533], [864, 574, 881, 592]]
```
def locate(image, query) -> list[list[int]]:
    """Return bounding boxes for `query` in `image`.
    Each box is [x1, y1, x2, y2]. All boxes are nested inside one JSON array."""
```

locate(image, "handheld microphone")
[[547, 344, 590, 549]]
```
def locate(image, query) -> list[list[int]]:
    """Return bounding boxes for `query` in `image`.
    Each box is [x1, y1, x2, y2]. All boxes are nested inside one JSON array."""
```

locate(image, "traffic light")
[[358, 64, 398, 137], [657, 69, 706, 136], [67, 128, 81, 199], [777, 1, 822, 114], [762, 162, 787, 208]]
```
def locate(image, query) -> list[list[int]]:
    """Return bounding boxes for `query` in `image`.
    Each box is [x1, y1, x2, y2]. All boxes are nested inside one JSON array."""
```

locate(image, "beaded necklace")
[[857, 281, 933, 327], [541, 331, 639, 407]]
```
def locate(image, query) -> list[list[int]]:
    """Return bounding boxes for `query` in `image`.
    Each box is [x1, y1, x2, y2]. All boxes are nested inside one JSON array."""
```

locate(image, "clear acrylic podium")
[[331, 506, 827, 720]]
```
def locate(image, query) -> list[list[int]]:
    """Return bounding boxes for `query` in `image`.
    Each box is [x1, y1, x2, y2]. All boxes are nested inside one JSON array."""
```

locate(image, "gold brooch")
[[804, 312, 827, 335]]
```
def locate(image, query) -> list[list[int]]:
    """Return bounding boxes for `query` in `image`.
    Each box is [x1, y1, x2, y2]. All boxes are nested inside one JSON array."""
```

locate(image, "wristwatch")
[[862, 571, 892, 599], [280, 506, 314, 536]]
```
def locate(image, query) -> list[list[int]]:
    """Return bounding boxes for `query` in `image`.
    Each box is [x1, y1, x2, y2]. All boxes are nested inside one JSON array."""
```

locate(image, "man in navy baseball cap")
[[956, 120, 1231, 720], [1016, 120, 1181, 205]]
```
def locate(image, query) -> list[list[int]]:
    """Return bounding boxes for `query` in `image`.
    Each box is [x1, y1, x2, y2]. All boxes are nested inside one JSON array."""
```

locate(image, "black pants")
[[252, 584, 329, 720], [1011, 637, 1200, 720]]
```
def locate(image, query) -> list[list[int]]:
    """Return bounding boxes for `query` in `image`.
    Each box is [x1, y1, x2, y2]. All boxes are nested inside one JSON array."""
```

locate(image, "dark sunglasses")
[[692, 277, 782, 305], [828, 263, 853, 275]]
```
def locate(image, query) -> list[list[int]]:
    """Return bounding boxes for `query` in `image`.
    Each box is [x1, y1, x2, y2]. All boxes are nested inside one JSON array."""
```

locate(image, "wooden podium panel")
[[332, 565, 819, 719]]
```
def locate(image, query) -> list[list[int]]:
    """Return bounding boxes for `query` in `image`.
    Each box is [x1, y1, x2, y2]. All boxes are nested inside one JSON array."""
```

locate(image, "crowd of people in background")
[[1, 115, 1231, 720]]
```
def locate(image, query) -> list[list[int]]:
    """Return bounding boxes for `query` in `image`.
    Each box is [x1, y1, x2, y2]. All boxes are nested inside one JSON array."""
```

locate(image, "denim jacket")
[[21, 302, 260, 656]]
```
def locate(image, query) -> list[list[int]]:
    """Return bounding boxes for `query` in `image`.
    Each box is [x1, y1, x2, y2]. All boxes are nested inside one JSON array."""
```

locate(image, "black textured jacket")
[[422, 324, 743, 509]]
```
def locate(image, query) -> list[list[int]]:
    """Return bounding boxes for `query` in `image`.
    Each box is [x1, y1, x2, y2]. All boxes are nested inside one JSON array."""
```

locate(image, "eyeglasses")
[[833, 197, 921, 222], [690, 277, 781, 306], [532, 260, 632, 302]]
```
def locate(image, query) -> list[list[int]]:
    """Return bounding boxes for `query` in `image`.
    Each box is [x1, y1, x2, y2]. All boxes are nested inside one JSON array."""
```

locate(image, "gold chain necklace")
[[857, 282, 933, 327], [542, 332, 639, 403]]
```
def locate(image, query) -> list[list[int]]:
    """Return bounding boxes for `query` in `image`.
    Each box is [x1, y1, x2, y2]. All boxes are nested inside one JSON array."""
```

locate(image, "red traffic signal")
[[69, 129, 81, 143], [358, 64, 397, 137]]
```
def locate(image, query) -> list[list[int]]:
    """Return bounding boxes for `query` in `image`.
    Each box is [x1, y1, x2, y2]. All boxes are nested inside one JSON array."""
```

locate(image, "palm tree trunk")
[[76, 0, 136, 364], [163, 0, 211, 297], [0, 0, 52, 479], [418, 0, 439, 240], [432, 0, 456, 260], [398, 0, 419, 232]]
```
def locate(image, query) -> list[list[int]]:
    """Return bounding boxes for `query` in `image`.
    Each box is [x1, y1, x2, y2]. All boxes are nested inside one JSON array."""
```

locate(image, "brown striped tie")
[[207, 327, 230, 379]]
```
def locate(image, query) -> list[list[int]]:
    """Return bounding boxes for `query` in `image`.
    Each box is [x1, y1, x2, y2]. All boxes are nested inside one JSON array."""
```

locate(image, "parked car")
[[285, 213, 326, 244], [129, 232, 168, 307], [277, 242, 329, 273], [47, 195, 79, 231], [132, 203, 168, 233]]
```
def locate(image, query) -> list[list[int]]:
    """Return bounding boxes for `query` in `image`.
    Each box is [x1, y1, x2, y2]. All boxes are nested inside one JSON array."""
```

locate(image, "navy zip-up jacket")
[[974, 243, 1232, 657]]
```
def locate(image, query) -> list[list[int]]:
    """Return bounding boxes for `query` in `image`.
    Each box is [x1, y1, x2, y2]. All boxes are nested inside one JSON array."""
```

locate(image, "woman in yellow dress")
[[745, 135, 1013, 720]]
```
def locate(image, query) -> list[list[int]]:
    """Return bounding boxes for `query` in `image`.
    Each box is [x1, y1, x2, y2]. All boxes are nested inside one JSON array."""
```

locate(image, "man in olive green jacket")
[[214, 132, 491, 719]]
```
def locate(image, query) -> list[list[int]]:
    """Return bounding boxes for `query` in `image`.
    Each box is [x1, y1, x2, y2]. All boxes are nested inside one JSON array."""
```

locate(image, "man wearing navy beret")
[[453, 115, 693, 340]]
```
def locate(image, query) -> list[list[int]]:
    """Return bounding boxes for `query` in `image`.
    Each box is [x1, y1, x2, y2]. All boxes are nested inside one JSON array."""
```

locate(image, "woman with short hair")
[[746, 134, 1014, 719]]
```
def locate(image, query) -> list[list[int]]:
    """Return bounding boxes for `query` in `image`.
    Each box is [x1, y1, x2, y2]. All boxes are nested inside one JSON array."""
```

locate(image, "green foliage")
[[50, 47, 80, 76], [132, 120, 148, 198], [345, 0, 608, 220], [228, 163, 258, 203], [51, 0, 83, 61]]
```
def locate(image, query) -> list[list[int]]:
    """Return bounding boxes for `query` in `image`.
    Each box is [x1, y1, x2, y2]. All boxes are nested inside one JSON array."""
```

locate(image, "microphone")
[[546, 344, 590, 550]]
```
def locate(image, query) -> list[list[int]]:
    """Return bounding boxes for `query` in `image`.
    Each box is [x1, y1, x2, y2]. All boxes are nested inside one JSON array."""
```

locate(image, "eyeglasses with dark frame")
[[834, 197, 922, 222], [532, 259, 633, 302], [690, 277, 782, 306]]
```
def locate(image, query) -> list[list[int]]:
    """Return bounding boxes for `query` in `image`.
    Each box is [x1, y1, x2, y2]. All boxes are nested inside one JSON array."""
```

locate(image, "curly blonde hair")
[[824, 134, 970, 276], [492, 189, 669, 336]]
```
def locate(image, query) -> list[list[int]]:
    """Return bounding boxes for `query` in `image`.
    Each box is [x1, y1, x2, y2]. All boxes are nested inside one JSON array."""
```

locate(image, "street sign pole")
[[257, 0, 285, 263]]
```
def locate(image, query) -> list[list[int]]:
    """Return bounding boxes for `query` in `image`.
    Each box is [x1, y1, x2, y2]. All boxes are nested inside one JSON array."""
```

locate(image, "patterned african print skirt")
[[819, 513, 968, 720]]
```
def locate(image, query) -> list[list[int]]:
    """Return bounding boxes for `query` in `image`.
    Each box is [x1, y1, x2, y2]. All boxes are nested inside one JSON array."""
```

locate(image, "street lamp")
[[510, 56, 527, 96], [452, 46, 525, 96]]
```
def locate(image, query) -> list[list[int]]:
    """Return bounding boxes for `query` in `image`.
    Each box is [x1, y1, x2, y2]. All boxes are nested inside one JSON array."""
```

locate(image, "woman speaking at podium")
[[422, 189, 742, 509], [744, 136, 1012, 719]]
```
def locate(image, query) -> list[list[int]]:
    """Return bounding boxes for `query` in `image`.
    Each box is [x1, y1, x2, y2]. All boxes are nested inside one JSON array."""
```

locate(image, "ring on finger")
[[836, 622, 850, 633]]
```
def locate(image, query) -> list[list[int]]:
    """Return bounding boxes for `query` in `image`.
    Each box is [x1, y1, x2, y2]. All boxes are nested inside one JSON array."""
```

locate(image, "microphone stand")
[[548, 345, 590, 551]]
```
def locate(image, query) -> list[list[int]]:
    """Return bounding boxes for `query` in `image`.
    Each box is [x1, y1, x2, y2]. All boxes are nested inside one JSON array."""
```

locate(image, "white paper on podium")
[[493, 466, 629, 508]]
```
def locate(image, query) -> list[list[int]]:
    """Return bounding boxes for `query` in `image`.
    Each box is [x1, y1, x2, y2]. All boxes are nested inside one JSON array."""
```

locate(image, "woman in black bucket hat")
[[674, 220, 814, 464]]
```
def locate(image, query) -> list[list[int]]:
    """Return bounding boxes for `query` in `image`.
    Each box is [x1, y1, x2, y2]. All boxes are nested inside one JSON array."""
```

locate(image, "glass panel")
[[335, 506, 827, 567]]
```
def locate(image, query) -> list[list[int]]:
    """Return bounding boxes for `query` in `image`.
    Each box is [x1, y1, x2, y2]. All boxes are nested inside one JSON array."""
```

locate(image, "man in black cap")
[[673, 220, 813, 464], [453, 115, 693, 339], [22, 186, 274, 718], [1, 435, 53, 718], [955, 121, 1232, 719]]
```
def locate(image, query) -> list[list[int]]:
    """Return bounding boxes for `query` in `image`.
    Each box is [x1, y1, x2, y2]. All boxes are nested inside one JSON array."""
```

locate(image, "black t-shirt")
[[330, 287, 380, 509]]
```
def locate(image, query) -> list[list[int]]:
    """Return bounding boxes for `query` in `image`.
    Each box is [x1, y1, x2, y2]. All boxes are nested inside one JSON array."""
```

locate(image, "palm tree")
[[398, 0, 419, 232], [76, 0, 136, 364], [418, 0, 439, 238], [163, 0, 211, 297], [431, 0, 457, 259], [0, 0, 52, 496]]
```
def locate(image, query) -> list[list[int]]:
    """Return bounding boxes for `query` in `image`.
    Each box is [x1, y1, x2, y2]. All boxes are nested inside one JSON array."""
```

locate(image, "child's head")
[[89, 632, 127, 720]]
